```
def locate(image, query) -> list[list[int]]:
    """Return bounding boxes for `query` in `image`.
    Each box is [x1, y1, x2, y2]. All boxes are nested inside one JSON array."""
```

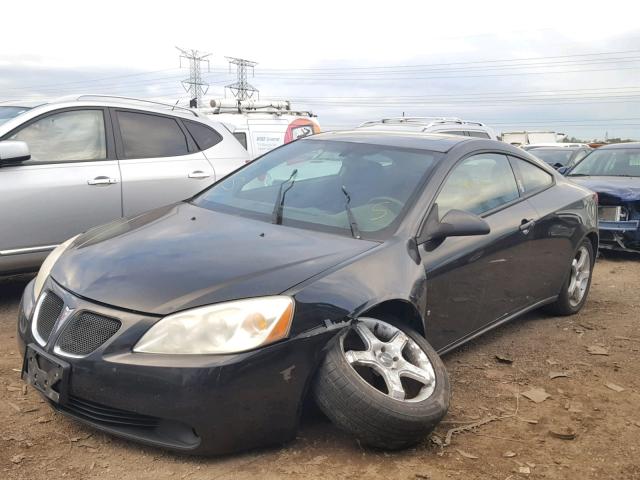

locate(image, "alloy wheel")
[[342, 318, 436, 402], [568, 246, 591, 307]]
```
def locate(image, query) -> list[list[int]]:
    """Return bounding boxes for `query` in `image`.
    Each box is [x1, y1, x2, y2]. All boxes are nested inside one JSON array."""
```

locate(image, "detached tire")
[[313, 317, 450, 450], [544, 238, 595, 316]]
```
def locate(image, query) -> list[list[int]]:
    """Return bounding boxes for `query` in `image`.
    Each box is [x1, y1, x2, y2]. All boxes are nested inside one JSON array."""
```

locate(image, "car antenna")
[[272, 169, 298, 225], [341, 185, 361, 239]]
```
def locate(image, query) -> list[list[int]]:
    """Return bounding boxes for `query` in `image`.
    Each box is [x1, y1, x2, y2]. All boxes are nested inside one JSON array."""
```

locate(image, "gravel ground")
[[1, 254, 639, 480]]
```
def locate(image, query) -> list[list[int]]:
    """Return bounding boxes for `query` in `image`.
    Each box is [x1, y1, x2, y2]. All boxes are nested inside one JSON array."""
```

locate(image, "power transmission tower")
[[176, 47, 211, 108], [225, 57, 259, 101]]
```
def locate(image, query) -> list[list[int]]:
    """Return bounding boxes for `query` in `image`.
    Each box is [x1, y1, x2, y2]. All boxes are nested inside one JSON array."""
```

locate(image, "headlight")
[[33, 235, 80, 300], [134, 296, 294, 354]]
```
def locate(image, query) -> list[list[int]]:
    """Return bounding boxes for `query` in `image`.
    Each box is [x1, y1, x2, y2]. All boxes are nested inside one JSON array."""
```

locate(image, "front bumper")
[[598, 220, 640, 252], [17, 278, 338, 455]]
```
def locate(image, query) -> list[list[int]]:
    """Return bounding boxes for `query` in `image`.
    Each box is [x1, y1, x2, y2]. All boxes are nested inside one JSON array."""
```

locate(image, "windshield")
[[569, 148, 640, 177], [0, 106, 31, 126], [530, 148, 575, 166], [193, 139, 441, 240]]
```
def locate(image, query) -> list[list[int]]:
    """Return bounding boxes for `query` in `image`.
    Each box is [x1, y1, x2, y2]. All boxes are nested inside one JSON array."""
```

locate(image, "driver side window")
[[436, 153, 519, 219], [9, 109, 107, 163]]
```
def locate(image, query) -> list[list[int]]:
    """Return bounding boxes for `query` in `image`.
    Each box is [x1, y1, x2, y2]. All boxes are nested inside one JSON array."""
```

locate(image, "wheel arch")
[[585, 231, 599, 257], [360, 299, 426, 337]]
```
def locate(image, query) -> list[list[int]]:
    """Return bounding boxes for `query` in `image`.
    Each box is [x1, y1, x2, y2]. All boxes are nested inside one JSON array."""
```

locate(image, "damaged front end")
[[598, 192, 640, 252]]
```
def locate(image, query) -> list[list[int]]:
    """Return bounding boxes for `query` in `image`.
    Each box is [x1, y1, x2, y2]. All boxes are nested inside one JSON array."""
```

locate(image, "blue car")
[[567, 142, 640, 252]]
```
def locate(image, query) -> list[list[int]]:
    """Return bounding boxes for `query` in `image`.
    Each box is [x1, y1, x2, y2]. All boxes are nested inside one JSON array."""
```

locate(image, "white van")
[[501, 131, 567, 146], [357, 117, 498, 140], [199, 99, 321, 159]]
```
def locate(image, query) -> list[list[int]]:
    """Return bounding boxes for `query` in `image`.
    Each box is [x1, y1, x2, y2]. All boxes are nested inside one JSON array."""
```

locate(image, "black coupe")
[[17, 131, 598, 454]]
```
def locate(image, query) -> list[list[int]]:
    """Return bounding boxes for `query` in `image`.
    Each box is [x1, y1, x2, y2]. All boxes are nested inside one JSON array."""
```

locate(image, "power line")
[[247, 65, 640, 82], [0, 68, 181, 91], [255, 49, 640, 71], [2, 47, 638, 92], [250, 56, 640, 77], [281, 85, 640, 100]]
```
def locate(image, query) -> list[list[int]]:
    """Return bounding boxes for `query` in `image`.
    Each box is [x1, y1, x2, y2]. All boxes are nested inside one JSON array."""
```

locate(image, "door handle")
[[87, 176, 118, 186], [188, 170, 211, 179], [519, 219, 536, 234]]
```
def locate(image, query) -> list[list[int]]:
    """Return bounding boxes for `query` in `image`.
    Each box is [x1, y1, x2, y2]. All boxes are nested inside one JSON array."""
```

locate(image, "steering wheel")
[[367, 197, 404, 222], [369, 197, 403, 211]]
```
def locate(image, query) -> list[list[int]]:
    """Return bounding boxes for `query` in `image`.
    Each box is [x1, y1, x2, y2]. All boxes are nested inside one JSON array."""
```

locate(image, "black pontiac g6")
[[17, 131, 598, 454]]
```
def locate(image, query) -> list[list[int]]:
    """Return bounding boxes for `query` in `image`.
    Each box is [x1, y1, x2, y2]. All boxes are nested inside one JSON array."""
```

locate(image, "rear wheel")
[[545, 239, 594, 316], [313, 318, 450, 450]]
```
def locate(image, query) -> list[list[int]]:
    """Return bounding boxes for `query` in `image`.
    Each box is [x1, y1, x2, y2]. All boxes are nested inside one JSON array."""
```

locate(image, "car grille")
[[56, 312, 121, 356], [36, 292, 64, 343], [18, 300, 28, 334], [62, 395, 160, 428]]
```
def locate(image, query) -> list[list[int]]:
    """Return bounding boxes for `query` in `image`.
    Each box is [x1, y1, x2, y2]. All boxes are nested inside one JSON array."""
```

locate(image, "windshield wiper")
[[567, 173, 589, 177], [272, 169, 298, 225], [341, 186, 361, 239]]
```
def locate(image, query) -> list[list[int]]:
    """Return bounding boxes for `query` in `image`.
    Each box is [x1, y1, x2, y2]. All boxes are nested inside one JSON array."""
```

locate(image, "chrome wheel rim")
[[568, 246, 591, 307], [342, 318, 436, 402]]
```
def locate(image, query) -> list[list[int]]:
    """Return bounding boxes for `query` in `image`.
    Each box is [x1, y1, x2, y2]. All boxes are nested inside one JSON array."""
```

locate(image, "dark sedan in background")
[[567, 142, 640, 252], [17, 132, 598, 455]]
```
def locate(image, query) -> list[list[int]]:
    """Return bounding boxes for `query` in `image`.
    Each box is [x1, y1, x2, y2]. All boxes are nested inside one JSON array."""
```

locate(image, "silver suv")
[[0, 95, 249, 275], [357, 117, 497, 140]]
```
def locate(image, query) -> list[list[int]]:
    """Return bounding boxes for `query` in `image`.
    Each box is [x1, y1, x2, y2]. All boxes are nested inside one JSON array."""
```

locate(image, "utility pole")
[[224, 57, 259, 101], [176, 47, 211, 108]]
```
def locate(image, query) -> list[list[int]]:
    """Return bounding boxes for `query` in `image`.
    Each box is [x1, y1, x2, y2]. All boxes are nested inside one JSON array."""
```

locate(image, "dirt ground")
[[1, 254, 639, 480]]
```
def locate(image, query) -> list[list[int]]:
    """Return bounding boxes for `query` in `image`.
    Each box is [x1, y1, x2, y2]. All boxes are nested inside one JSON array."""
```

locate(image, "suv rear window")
[[233, 132, 248, 150], [117, 111, 189, 159], [184, 120, 222, 151]]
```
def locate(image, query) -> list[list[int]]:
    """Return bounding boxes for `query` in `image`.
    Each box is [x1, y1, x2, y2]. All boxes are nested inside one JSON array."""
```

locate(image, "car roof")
[[530, 146, 584, 151], [3, 95, 204, 121], [526, 142, 587, 148], [597, 142, 640, 150], [307, 130, 472, 153], [0, 100, 47, 108]]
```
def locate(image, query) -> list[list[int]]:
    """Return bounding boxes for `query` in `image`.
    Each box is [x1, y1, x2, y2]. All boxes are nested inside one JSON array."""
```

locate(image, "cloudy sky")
[[2, 0, 640, 139]]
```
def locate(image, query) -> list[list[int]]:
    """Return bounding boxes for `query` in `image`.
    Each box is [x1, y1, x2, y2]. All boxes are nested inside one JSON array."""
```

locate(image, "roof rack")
[[359, 117, 486, 128], [66, 95, 200, 117]]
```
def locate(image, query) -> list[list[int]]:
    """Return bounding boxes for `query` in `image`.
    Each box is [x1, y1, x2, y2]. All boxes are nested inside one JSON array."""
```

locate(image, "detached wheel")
[[313, 318, 450, 450], [545, 239, 594, 316]]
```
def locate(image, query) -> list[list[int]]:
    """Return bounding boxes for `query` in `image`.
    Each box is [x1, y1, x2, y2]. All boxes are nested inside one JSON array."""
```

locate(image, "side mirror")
[[418, 204, 490, 245], [0, 141, 30, 165], [557, 166, 569, 175]]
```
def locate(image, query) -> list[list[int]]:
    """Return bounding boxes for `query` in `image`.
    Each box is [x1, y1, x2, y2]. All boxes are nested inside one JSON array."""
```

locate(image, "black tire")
[[313, 318, 450, 450], [544, 238, 595, 316]]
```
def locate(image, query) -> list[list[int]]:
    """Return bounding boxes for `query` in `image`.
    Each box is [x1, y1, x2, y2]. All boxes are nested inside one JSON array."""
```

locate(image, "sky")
[[2, 0, 640, 139]]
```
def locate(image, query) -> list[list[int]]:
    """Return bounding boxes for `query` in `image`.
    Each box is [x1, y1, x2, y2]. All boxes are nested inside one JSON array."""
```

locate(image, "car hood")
[[51, 202, 378, 315], [567, 176, 640, 203]]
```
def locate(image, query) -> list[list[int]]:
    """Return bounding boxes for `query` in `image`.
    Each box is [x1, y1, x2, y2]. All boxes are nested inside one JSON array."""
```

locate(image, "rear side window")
[[436, 153, 519, 218], [233, 132, 248, 150], [466, 130, 490, 139], [117, 111, 188, 159], [438, 130, 466, 137], [184, 120, 222, 151], [511, 157, 553, 193]]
